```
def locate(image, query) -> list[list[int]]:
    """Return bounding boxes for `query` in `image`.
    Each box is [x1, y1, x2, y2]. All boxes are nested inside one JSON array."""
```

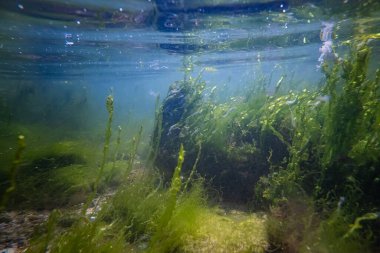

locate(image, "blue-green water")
[[0, 1, 380, 252], [1, 1, 378, 129], [0, 0, 342, 129]]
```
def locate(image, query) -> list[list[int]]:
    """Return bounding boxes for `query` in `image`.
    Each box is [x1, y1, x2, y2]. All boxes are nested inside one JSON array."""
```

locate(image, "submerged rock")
[[154, 80, 288, 203], [155, 84, 188, 178]]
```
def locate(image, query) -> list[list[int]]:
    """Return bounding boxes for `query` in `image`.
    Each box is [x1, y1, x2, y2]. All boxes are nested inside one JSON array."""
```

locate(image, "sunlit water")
[[0, 0, 379, 134]]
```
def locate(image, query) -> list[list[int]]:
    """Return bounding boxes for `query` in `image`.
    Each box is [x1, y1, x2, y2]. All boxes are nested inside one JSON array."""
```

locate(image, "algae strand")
[[125, 125, 143, 179], [1, 134, 26, 210], [81, 94, 114, 215]]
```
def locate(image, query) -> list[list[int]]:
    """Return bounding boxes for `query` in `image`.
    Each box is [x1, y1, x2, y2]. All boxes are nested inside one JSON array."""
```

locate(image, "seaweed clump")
[[24, 141, 268, 253], [152, 37, 380, 251]]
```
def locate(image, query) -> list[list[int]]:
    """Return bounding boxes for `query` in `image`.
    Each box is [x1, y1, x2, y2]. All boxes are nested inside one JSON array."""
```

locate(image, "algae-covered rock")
[[157, 84, 187, 171], [154, 77, 293, 202], [154, 79, 205, 180]]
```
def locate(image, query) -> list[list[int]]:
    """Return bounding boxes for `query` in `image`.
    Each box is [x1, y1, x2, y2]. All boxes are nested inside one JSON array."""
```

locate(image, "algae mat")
[[183, 210, 268, 253]]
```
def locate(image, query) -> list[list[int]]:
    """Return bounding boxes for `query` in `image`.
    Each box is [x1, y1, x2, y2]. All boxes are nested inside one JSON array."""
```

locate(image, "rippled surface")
[[0, 1, 327, 79]]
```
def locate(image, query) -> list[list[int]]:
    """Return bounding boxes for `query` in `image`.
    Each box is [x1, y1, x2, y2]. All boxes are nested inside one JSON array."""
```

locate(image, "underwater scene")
[[0, 0, 379, 252]]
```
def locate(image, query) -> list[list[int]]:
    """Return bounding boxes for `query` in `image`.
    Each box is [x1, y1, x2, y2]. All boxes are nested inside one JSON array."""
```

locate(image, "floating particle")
[[18, 4, 24, 10]]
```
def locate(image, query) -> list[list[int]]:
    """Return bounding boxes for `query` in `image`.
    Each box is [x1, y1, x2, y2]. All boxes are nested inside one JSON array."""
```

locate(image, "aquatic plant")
[[97, 94, 114, 189], [4, 15, 378, 253], [41, 209, 60, 252], [153, 68, 206, 180], [304, 209, 375, 253], [109, 125, 122, 181], [98, 163, 268, 252], [0, 134, 26, 210], [147, 28, 380, 250], [20, 82, 280, 253], [265, 198, 375, 253], [100, 170, 164, 243], [316, 37, 380, 212], [148, 181, 205, 252], [27, 215, 127, 253], [156, 144, 184, 229], [147, 94, 162, 167], [256, 37, 380, 251], [0, 133, 107, 209], [153, 67, 298, 202], [82, 94, 114, 215], [147, 143, 268, 252], [144, 144, 187, 252], [61, 145, 200, 252], [25, 94, 133, 251], [125, 125, 143, 179], [183, 141, 202, 192]]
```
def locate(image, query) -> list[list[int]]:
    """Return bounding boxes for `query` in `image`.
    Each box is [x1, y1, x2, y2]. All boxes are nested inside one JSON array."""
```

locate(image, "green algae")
[[146, 35, 380, 251], [23, 136, 268, 253], [81, 94, 114, 216], [257, 39, 380, 251], [182, 210, 268, 253], [98, 150, 267, 253], [125, 125, 143, 179], [147, 94, 162, 167], [1, 28, 379, 253], [0, 135, 26, 211]]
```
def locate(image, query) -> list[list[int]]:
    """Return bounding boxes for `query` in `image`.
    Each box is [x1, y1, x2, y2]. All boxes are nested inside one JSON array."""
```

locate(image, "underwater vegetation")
[[22, 137, 268, 253], [0, 133, 125, 210], [1, 35, 380, 253], [0, 135, 25, 211], [151, 36, 380, 251], [1, 90, 269, 252]]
